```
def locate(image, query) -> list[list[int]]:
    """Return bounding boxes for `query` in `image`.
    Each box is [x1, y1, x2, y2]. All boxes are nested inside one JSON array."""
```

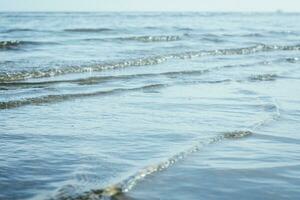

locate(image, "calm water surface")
[[0, 12, 300, 200]]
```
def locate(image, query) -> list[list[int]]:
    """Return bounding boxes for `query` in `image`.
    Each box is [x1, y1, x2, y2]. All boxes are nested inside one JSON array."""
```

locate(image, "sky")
[[0, 0, 299, 12]]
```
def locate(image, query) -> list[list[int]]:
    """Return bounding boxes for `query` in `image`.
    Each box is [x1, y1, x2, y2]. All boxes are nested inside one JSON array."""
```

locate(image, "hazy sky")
[[0, 0, 299, 12]]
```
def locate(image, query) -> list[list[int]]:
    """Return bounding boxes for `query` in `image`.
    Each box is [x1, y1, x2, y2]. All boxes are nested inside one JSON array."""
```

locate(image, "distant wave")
[[175, 27, 194, 31], [201, 36, 225, 43], [268, 30, 299, 36], [223, 30, 300, 38], [0, 43, 299, 82], [249, 74, 279, 81], [0, 40, 22, 49], [223, 33, 266, 37], [247, 73, 300, 82], [64, 28, 113, 33], [241, 33, 266, 37], [189, 32, 266, 40], [285, 57, 299, 63], [120, 35, 181, 42], [0, 40, 59, 50], [1, 28, 34, 33], [82, 35, 182, 42]]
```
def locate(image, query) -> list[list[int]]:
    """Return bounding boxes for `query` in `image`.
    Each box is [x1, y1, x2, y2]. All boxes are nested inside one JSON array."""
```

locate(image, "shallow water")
[[0, 12, 300, 200]]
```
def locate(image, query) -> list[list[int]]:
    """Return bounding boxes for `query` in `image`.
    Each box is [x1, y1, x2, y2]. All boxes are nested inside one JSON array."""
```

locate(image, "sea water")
[[0, 12, 300, 200]]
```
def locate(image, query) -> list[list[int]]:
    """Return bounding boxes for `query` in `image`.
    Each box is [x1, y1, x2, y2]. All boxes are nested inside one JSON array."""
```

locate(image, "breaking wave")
[[53, 130, 253, 200]]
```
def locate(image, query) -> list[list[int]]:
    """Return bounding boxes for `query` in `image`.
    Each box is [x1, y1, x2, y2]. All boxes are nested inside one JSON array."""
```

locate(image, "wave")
[[223, 33, 266, 37], [5, 60, 270, 88], [175, 27, 194, 31], [222, 30, 299, 38], [1, 28, 34, 33], [0, 40, 22, 49], [1, 43, 299, 82], [0, 40, 59, 50], [201, 37, 225, 43], [81, 35, 182, 42], [220, 31, 299, 38], [120, 35, 181, 42], [53, 130, 253, 200], [285, 57, 299, 63], [52, 96, 281, 200], [242, 33, 266, 37], [0, 57, 168, 82], [249, 74, 279, 81], [64, 28, 113, 33], [268, 30, 299, 36], [0, 84, 166, 109], [0, 68, 214, 91]]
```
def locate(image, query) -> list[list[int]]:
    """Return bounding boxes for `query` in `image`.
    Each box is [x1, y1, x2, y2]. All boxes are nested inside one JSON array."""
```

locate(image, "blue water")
[[0, 12, 300, 200]]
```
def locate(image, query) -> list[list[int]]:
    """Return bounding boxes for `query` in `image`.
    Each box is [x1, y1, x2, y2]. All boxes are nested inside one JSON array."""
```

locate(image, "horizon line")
[[0, 10, 298, 13]]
